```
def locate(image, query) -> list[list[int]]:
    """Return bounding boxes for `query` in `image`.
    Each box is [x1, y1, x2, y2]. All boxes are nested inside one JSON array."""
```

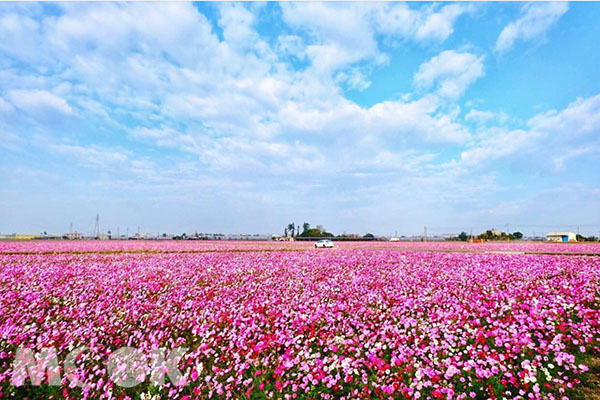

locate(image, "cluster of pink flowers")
[[2, 240, 600, 255], [0, 242, 598, 399]]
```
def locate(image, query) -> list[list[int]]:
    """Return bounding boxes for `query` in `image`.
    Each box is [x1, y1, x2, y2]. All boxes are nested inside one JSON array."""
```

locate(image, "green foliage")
[[302, 223, 310, 234], [286, 223, 295, 237], [300, 228, 333, 238], [477, 229, 518, 241], [297, 222, 333, 238]]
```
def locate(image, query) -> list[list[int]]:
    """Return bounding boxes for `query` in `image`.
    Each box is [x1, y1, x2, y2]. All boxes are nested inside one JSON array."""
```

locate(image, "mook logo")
[[10, 346, 189, 388]]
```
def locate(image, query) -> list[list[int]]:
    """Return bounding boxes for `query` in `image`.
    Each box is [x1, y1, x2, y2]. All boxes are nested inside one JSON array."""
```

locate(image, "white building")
[[272, 234, 294, 241], [547, 232, 577, 242], [65, 232, 83, 240], [490, 228, 503, 237]]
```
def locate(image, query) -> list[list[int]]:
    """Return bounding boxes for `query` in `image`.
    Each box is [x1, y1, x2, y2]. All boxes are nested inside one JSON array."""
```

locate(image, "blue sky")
[[1, 2, 599, 237]]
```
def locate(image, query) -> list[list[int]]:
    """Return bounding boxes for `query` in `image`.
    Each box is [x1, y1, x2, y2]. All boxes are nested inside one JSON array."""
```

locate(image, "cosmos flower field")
[[0, 242, 598, 399]]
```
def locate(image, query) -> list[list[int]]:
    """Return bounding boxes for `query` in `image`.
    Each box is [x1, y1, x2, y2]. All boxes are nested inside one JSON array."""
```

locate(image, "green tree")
[[287, 223, 295, 237], [458, 232, 469, 241], [512, 232, 523, 240], [302, 223, 310, 235], [478, 230, 494, 240]]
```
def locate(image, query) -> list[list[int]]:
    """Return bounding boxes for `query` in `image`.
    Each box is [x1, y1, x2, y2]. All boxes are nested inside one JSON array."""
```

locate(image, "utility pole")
[[94, 214, 100, 239], [117, 226, 120, 240], [423, 226, 427, 242], [507, 223, 510, 242], [70, 222, 73, 234]]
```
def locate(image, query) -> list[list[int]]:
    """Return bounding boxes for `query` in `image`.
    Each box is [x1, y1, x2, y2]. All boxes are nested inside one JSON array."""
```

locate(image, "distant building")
[[490, 228, 503, 237], [1, 234, 62, 240], [441, 233, 460, 239], [2, 234, 38, 240], [272, 234, 293, 241], [134, 232, 155, 240], [65, 232, 83, 240], [547, 232, 577, 242]]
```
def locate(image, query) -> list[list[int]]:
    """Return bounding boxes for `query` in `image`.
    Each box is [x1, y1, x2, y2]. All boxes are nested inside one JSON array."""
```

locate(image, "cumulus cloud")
[[1, 2, 597, 234], [414, 51, 485, 100], [465, 109, 509, 125], [280, 2, 378, 74], [459, 94, 600, 170], [465, 109, 496, 123], [280, 2, 472, 74], [0, 2, 477, 195], [218, 2, 259, 50], [371, 3, 474, 42], [528, 94, 600, 139], [334, 68, 371, 91], [495, 2, 568, 53], [414, 3, 472, 41], [460, 128, 540, 167], [7, 89, 73, 117]]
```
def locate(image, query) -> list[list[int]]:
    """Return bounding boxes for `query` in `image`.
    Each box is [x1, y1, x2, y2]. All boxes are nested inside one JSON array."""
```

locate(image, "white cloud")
[[459, 94, 600, 170], [0, 10, 46, 66], [495, 2, 568, 53], [372, 3, 474, 42], [552, 146, 598, 171], [218, 2, 260, 51], [281, 2, 378, 74], [460, 128, 539, 167], [465, 109, 509, 125], [50, 3, 217, 65], [280, 2, 472, 75], [335, 68, 371, 91], [365, 96, 471, 143], [415, 3, 472, 41], [7, 89, 73, 116], [414, 51, 485, 100], [528, 94, 600, 139], [363, 150, 438, 172], [465, 109, 496, 123], [2, 2, 599, 235], [276, 93, 470, 145], [1, 2, 475, 171]]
